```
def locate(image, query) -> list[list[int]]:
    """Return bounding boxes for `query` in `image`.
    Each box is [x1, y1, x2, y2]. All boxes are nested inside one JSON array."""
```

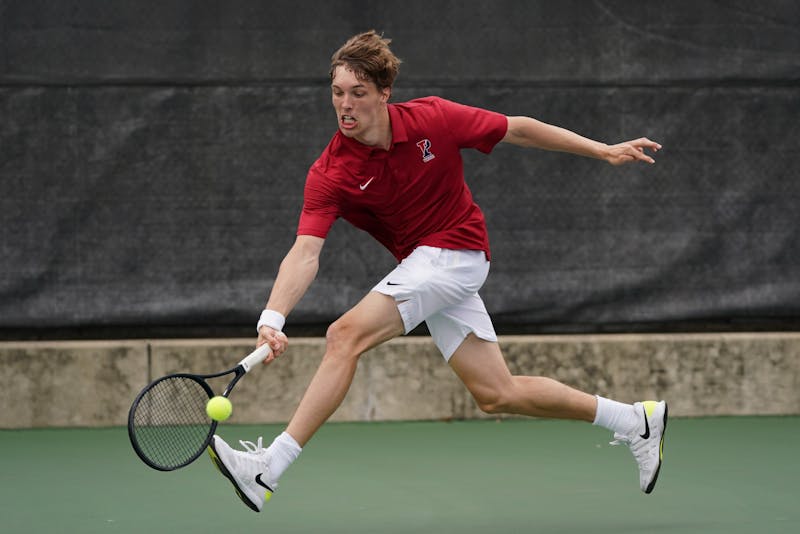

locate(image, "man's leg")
[[448, 333, 667, 493], [285, 290, 405, 446], [448, 334, 596, 420], [209, 291, 404, 511]]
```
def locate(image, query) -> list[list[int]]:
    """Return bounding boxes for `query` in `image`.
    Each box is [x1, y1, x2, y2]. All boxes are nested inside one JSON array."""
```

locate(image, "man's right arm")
[[257, 234, 325, 360]]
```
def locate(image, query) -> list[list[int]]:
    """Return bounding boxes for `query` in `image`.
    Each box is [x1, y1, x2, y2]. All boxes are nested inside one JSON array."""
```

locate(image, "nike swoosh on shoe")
[[255, 473, 275, 492], [639, 405, 650, 439]]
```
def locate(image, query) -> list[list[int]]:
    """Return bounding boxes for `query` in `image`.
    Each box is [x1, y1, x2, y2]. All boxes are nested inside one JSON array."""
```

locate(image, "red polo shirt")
[[297, 96, 507, 261]]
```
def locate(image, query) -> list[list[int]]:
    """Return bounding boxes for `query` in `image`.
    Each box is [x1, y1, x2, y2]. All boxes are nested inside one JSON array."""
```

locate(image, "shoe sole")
[[207, 440, 261, 512], [644, 402, 668, 494]]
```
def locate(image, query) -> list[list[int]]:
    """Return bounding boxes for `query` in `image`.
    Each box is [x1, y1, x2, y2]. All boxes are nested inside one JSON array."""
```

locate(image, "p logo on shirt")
[[416, 139, 435, 163]]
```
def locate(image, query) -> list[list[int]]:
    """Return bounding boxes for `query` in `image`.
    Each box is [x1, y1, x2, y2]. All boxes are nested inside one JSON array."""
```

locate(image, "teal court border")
[[1, 416, 798, 534]]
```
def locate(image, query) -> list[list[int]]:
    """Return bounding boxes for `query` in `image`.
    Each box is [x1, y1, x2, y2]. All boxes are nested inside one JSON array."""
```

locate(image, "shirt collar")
[[388, 103, 408, 146]]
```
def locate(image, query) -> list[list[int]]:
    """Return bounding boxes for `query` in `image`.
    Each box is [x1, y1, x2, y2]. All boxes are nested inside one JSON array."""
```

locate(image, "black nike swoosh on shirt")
[[639, 406, 651, 439], [386, 281, 402, 286], [255, 473, 274, 492]]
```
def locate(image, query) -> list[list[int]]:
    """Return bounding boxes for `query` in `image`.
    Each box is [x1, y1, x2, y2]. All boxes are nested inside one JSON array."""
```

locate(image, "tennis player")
[[208, 30, 667, 512]]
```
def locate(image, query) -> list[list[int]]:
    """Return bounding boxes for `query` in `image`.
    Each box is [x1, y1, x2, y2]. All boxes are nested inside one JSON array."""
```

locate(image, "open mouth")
[[340, 114, 357, 129]]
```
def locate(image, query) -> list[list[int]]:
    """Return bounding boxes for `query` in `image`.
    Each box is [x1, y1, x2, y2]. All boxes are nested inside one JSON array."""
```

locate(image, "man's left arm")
[[501, 116, 661, 166]]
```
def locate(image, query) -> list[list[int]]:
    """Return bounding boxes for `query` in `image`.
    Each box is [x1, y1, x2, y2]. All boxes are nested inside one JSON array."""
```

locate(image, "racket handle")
[[239, 344, 272, 373]]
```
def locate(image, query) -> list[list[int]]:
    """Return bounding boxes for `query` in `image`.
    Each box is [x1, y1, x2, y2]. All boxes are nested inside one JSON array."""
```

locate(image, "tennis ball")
[[206, 396, 233, 421]]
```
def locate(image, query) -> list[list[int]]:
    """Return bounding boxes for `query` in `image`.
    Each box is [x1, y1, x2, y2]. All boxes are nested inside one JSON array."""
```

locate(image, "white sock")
[[592, 395, 640, 435], [267, 431, 302, 485]]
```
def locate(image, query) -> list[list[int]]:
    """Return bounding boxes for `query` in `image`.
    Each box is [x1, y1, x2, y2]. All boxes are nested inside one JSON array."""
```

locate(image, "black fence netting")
[[1, 1, 799, 338]]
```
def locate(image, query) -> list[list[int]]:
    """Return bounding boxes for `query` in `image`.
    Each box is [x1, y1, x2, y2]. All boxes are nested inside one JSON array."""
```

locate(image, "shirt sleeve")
[[296, 163, 340, 238], [435, 97, 508, 153]]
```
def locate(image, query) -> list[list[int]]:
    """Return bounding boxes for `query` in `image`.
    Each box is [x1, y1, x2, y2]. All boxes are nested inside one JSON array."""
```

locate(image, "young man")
[[208, 31, 666, 512]]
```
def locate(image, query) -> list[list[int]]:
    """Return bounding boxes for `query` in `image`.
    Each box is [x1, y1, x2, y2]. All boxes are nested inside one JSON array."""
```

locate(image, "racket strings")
[[130, 376, 214, 470]]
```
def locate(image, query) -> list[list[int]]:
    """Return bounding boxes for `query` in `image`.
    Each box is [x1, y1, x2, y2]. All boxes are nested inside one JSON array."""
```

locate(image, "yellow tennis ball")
[[206, 396, 233, 421]]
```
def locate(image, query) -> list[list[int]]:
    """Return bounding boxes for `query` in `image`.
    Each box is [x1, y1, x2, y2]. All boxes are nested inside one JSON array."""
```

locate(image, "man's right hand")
[[257, 326, 289, 364]]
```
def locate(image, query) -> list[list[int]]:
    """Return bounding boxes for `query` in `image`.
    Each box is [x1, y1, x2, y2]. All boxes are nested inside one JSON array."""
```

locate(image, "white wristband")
[[257, 309, 285, 333]]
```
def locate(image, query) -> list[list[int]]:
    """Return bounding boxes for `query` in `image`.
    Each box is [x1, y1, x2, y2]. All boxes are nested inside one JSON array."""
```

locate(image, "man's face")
[[331, 66, 390, 143]]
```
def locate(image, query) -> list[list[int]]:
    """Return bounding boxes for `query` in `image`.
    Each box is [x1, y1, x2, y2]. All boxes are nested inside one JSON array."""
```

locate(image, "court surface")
[[1, 416, 798, 533]]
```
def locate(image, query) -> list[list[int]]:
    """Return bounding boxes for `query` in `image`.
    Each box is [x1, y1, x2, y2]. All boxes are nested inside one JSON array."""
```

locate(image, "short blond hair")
[[329, 30, 401, 90]]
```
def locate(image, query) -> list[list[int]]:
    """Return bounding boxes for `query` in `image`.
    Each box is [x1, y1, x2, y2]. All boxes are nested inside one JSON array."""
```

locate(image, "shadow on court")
[[1, 417, 798, 533]]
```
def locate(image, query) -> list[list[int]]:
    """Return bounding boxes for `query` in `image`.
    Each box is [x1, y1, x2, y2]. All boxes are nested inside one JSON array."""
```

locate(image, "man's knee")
[[472, 387, 513, 415], [324, 318, 365, 363]]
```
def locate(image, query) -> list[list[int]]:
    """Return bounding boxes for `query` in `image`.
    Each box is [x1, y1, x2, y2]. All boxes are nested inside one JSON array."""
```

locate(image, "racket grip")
[[239, 344, 272, 373]]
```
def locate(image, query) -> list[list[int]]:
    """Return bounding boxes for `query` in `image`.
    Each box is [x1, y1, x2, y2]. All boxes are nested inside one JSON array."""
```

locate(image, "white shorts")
[[372, 246, 498, 361]]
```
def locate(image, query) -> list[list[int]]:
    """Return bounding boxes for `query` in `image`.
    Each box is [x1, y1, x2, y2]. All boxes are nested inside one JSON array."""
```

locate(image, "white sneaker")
[[610, 400, 668, 494], [207, 435, 275, 512]]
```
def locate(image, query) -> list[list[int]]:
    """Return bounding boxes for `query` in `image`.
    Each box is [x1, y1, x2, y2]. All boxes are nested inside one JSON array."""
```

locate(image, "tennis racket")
[[128, 343, 271, 471]]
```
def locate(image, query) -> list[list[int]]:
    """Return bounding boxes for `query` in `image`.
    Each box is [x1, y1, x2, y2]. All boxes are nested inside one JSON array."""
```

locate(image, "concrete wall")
[[2, 333, 799, 429]]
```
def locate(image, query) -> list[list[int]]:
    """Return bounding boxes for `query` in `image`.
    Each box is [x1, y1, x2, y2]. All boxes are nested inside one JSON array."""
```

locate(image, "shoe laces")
[[609, 433, 630, 447], [239, 437, 267, 455], [238, 437, 277, 489], [610, 432, 654, 471]]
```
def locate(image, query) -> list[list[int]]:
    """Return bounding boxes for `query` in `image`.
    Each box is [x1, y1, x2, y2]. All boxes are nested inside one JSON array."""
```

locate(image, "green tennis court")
[[2, 416, 798, 533]]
